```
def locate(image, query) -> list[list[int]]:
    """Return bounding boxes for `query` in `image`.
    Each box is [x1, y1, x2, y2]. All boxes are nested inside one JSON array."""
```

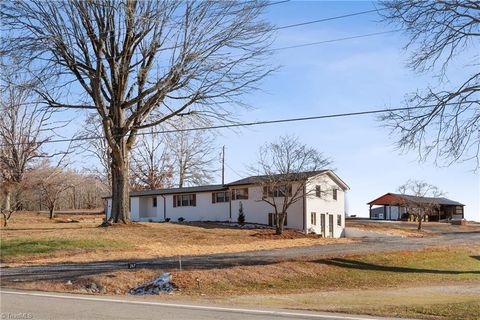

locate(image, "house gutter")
[[229, 188, 232, 221], [303, 185, 307, 234], [161, 195, 166, 220]]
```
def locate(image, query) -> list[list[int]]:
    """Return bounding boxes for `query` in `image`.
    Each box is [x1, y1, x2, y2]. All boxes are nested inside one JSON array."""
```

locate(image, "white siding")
[[164, 192, 230, 222], [305, 173, 346, 238], [229, 184, 304, 230], [104, 171, 347, 238]]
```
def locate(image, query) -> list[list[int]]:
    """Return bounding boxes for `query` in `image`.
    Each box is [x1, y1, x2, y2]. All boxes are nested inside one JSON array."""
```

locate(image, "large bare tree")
[[130, 128, 173, 190], [77, 114, 112, 190], [1, 0, 275, 223], [380, 1, 480, 168], [0, 66, 64, 223], [397, 180, 444, 230], [165, 121, 216, 188], [250, 135, 331, 235]]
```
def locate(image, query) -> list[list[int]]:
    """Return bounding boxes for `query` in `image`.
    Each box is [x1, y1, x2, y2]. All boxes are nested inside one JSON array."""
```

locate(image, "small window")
[[263, 185, 292, 197], [173, 194, 196, 207], [315, 185, 321, 197], [337, 214, 342, 226], [268, 213, 287, 226], [333, 189, 338, 200], [232, 188, 248, 200], [212, 191, 230, 203], [311, 212, 316, 225], [152, 197, 157, 207]]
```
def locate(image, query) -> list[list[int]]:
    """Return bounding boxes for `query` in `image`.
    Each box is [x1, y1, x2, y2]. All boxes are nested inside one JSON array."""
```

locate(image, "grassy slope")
[[0, 238, 125, 258], [0, 211, 351, 265]]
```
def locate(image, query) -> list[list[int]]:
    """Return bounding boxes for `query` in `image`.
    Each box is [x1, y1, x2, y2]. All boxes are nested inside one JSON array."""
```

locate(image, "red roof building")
[[367, 193, 464, 221]]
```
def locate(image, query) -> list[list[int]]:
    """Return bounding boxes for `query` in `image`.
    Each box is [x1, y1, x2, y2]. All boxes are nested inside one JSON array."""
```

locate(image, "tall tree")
[[130, 128, 174, 190], [1, 0, 275, 223], [380, 1, 480, 168], [397, 180, 444, 230], [250, 135, 331, 235], [165, 122, 216, 188], [77, 114, 112, 190], [0, 66, 62, 219]]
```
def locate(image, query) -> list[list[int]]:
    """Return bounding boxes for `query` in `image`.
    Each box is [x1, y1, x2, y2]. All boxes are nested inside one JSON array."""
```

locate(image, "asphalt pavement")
[[0, 289, 409, 320]]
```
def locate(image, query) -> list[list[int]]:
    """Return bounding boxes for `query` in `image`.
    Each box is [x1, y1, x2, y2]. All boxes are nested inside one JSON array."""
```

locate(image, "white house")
[[105, 170, 349, 238]]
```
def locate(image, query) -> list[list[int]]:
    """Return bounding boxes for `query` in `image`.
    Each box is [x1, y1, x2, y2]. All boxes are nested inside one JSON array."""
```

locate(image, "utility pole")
[[221, 145, 225, 185]]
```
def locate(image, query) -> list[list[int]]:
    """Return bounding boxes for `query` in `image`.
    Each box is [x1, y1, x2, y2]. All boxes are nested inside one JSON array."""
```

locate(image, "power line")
[[0, 103, 461, 147], [274, 8, 383, 31], [273, 30, 397, 51]]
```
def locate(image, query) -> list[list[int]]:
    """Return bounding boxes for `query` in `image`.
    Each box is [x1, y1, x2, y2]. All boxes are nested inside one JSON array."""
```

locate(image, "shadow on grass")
[[315, 258, 480, 275]]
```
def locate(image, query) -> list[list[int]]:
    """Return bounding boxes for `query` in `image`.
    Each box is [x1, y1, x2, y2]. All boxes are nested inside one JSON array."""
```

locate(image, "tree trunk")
[[275, 212, 286, 235], [3, 188, 11, 211], [49, 207, 55, 219], [2, 213, 8, 227], [417, 216, 423, 230], [110, 150, 130, 223]]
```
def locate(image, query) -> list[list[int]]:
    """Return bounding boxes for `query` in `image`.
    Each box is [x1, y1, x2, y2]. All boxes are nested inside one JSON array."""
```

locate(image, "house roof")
[[227, 170, 329, 186], [227, 170, 350, 190], [129, 184, 227, 197], [368, 193, 464, 206], [103, 170, 349, 198]]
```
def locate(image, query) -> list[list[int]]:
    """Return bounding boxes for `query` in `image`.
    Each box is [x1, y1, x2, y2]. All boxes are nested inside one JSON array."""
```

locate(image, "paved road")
[[0, 289, 406, 320], [2, 230, 479, 283]]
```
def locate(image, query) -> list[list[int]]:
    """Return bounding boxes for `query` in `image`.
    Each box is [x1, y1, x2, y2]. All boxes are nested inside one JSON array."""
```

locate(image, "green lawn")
[[0, 238, 123, 258]]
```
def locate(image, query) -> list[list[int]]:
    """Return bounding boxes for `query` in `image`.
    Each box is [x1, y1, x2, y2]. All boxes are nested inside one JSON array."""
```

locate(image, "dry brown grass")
[[346, 220, 433, 237], [1, 211, 353, 266], [9, 246, 480, 300]]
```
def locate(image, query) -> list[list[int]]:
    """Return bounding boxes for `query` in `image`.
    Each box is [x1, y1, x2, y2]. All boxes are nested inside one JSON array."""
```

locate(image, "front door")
[[320, 214, 326, 237], [328, 214, 334, 237]]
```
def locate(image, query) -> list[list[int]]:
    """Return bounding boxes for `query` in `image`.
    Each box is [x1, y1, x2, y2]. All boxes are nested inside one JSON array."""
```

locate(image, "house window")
[[232, 188, 248, 200], [333, 189, 338, 200], [311, 212, 316, 225], [173, 194, 196, 207], [337, 214, 342, 226], [268, 212, 287, 226], [315, 185, 321, 197], [152, 197, 157, 207], [212, 191, 230, 203], [263, 185, 292, 197]]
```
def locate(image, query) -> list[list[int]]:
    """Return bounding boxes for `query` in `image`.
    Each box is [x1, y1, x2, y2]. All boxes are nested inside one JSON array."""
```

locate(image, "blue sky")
[[53, 1, 479, 221], [211, 1, 479, 221]]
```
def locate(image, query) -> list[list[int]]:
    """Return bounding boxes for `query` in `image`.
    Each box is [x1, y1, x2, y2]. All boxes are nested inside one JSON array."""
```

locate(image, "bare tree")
[[1, 1, 275, 223], [77, 114, 112, 190], [250, 135, 331, 235], [130, 128, 173, 190], [0, 65, 65, 222], [165, 122, 216, 188], [0, 180, 23, 227], [397, 180, 444, 230], [27, 162, 77, 219], [380, 1, 480, 168]]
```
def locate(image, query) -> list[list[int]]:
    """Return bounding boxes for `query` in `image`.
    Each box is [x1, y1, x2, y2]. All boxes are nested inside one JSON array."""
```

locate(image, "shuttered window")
[[311, 212, 316, 225]]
